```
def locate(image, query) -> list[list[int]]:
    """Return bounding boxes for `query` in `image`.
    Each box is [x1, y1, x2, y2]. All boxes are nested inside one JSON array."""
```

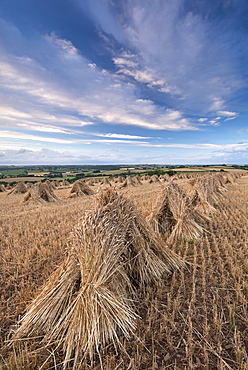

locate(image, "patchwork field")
[[0, 174, 247, 369]]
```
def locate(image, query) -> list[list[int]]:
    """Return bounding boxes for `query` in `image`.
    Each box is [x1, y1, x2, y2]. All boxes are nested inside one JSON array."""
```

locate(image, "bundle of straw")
[[44, 179, 56, 190], [126, 176, 136, 187], [69, 180, 94, 198], [149, 182, 203, 243], [224, 172, 235, 184], [118, 176, 136, 188], [86, 178, 94, 186], [202, 175, 226, 205], [14, 188, 184, 368], [149, 175, 160, 183], [117, 175, 125, 183], [52, 180, 60, 188], [133, 175, 142, 186], [7, 181, 27, 195], [189, 182, 216, 220], [95, 189, 184, 285], [61, 179, 70, 187], [23, 182, 60, 204], [100, 177, 111, 186]]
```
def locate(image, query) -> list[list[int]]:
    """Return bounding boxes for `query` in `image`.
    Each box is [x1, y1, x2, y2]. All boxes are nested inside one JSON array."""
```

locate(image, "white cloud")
[[217, 111, 238, 117], [0, 130, 75, 144], [113, 57, 138, 68], [0, 106, 32, 119], [113, 54, 178, 94], [135, 142, 248, 150], [209, 120, 219, 126], [0, 23, 196, 135], [224, 116, 237, 122], [209, 98, 225, 111], [99, 133, 151, 139], [86, 139, 149, 144], [119, 1, 243, 114], [45, 32, 79, 57], [17, 124, 69, 134]]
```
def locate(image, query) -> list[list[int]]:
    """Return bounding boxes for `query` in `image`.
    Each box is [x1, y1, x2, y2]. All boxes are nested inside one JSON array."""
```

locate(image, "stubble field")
[[0, 175, 248, 369]]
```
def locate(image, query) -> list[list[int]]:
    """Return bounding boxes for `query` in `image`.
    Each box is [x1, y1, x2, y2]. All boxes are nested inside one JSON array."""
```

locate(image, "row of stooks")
[[0, 174, 208, 203], [10, 172, 242, 369], [0, 172, 198, 193], [0, 176, 172, 203], [0, 174, 163, 196], [0, 171, 237, 204]]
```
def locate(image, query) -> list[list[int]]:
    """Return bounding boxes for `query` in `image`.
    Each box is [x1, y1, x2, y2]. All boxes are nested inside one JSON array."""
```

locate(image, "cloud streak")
[[107, 0, 247, 117], [0, 20, 196, 138]]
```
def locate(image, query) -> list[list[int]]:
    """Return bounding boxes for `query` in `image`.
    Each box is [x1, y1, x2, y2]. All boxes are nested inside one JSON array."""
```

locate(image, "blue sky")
[[0, 0, 248, 165]]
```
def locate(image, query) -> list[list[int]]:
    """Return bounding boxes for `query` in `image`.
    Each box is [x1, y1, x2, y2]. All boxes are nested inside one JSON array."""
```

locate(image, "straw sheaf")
[[69, 180, 94, 198], [134, 175, 143, 185], [44, 179, 56, 191], [95, 189, 185, 282], [100, 177, 111, 186], [189, 183, 217, 220], [126, 176, 136, 187], [23, 182, 60, 204], [61, 179, 70, 187], [117, 175, 125, 183], [86, 178, 94, 186], [202, 176, 226, 205], [149, 182, 204, 243], [148, 190, 176, 235], [149, 174, 161, 183], [52, 180, 61, 188], [117, 176, 136, 188], [224, 172, 235, 184], [13, 188, 184, 368], [7, 181, 27, 195]]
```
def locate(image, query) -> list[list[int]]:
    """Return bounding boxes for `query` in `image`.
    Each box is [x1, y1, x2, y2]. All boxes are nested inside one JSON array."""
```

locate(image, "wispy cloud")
[[98, 133, 151, 139], [138, 142, 248, 150], [0, 130, 151, 146], [108, 0, 246, 116], [113, 55, 178, 94], [217, 111, 238, 117], [0, 130, 75, 144], [0, 21, 196, 135], [208, 120, 219, 126]]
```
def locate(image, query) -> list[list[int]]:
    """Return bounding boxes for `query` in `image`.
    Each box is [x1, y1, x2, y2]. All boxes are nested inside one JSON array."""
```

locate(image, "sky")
[[0, 0, 248, 165]]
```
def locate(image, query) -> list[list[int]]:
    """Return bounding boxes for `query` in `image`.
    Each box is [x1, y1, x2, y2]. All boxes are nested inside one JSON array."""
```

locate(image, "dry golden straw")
[[149, 182, 203, 243], [7, 181, 27, 195], [13, 188, 184, 368], [188, 181, 217, 220], [69, 179, 94, 198], [23, 182, 60, 204]]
